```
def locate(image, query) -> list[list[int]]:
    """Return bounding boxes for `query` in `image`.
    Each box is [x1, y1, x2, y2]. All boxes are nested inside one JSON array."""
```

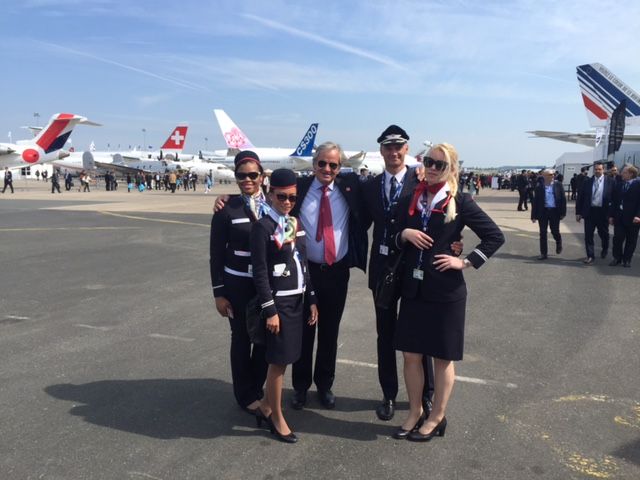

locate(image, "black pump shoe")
[[392, 412, 425, 439], [268, 415, 298, 444], [407, 417, 447, 442], [255, 408, 270, 429]]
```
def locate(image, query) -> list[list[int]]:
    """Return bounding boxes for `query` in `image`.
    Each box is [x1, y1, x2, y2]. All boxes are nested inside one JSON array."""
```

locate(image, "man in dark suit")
[[576, 161, 614, 264], [516, 170, 529, 211], [608, 164, 640, 268], [290, 142, 368, 410], [531, 169, 566, 260], [361, 125, 435, 421]]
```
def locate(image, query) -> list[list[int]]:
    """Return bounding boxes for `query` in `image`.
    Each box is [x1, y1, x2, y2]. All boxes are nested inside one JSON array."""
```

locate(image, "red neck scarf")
[[409, 181, 447, 216]]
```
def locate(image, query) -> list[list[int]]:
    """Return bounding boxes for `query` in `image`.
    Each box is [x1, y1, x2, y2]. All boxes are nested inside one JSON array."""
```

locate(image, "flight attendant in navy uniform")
[[251, 168, 318, 444], [392, 143, 504, 441], [210, 151, 270, 415]]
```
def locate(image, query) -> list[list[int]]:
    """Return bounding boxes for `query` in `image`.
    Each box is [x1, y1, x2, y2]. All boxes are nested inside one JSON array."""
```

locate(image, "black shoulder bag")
[[374, 248, 406, 310]]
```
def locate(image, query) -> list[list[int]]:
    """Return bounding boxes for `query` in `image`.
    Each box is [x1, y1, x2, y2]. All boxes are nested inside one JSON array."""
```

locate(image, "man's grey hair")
[[313, 141, 347, 164]]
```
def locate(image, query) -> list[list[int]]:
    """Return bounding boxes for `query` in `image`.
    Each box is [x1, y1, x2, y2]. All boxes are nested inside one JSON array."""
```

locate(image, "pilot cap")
[[377, 125, 410, 145], [270, 168, 297, 188]]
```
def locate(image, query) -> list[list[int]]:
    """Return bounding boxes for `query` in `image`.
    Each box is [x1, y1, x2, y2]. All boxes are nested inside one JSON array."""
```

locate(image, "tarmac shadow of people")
[[45, 378, 257, 440]]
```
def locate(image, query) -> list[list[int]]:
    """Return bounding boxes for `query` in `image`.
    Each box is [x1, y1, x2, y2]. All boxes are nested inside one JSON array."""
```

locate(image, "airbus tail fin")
[[290, 123, 318, 157], [160, 124, 188, 151], [214, 109, 255, 149], [34, 113, 100, 154], [577, 63, 640, 128]]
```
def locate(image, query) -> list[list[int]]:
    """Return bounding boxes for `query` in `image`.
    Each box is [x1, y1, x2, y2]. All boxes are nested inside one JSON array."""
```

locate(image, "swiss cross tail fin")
[[160, 124, 188, 151]]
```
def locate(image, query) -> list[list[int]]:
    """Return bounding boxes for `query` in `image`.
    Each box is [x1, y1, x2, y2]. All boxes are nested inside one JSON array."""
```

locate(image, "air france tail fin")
[[290, 123, 318, 157], [160, 124, 188, 151], [577, 63, 640, 128], [34, 113, 100, 154], [214, 109, 255, 149]]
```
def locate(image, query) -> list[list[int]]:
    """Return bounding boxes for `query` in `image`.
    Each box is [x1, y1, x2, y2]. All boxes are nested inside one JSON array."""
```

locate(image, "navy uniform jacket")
[[575, 175, 614, 217], [531, 181, 566, 220], [250, 215, 317, 319], [291, 173, 368, 272], [395, 191, 504, 303], [361, 167, 420, 290], [209, 196, 257, 300], [609, 180, 640, 226]]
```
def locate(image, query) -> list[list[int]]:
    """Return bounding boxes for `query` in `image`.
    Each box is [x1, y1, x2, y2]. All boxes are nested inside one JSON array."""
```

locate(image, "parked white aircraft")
[[209, 109, 317, 170], [0, 113, 99, 169]]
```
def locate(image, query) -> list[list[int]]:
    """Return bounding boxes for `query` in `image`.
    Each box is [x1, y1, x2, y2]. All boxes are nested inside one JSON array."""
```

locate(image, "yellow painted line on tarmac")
[[99, 211, 209, 228], [0, 226, 142, 232]]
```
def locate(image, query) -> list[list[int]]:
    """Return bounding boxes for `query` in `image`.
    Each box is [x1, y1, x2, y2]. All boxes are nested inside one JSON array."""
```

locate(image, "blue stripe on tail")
[[291, 123, 318, 157]]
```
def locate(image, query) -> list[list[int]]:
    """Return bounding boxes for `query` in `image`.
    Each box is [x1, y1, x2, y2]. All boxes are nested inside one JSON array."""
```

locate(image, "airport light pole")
[[142, 128, 146, 151], [205, 137, 208, 150], [33, 112, 40, 127]]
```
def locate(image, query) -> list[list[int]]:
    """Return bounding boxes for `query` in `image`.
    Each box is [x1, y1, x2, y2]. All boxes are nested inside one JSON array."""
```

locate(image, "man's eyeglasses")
[[235, 172, 261, 180], [317, 160, 340, 171], [275, 193, 298, 203], [424, 157, 448, 171]]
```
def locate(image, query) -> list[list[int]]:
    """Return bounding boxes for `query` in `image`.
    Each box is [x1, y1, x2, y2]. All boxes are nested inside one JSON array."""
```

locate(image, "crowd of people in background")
[[512, 163, 640, 267]]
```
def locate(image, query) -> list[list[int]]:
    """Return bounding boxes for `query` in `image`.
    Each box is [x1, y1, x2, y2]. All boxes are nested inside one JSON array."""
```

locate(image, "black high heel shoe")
[[407, 417, 447, 442], [392, 412, 425, 440], [268, 415, 298, 444], [255, 408, 270, 429]]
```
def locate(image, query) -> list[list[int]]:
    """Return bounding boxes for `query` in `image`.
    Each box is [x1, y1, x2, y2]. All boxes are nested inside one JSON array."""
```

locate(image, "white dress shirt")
[[591, 175, 604, 207], [299, 177, 349, 264]]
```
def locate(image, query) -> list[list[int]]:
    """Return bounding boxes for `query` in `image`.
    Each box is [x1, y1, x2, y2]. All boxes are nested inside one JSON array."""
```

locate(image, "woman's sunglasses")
[[317, 160, 340, 171], [424, 157, 448, 171], [275, 193, 298, 203], [235, 172, 261, 180]]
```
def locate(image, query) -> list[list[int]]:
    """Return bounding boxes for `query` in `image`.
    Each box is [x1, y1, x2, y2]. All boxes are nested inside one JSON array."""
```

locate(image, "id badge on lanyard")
[[413, 201, 432, 280]]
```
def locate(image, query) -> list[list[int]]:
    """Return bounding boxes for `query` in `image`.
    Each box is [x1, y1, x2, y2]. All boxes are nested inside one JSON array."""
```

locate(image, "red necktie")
[[316, 185, 337, 265]]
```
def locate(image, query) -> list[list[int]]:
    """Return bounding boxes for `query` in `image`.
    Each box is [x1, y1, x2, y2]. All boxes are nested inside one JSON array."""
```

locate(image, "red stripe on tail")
[[36, 116, 72, 151], [582, 94, 609, 120]]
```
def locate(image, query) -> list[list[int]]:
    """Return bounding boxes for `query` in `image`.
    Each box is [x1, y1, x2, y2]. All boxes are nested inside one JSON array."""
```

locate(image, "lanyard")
[[416, 199, 434, 269]]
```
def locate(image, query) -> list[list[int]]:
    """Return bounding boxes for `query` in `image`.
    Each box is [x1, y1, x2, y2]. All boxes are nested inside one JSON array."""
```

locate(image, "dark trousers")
[[583, 207, 609, 258], [374, 299, 434, 401], [517, 189, 528, 210], [612, 221, 640, 263], [51, 182, 61, 194], [293, 261, 349, 393], [538, 208, 562, 255], [2, 180, 13, 193], [227, 290, 267, 408]]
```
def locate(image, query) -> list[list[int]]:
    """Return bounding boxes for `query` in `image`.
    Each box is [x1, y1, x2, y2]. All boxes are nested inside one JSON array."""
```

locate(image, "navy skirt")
[[395, 296, 466, 361], [265, 294, 304, 365]]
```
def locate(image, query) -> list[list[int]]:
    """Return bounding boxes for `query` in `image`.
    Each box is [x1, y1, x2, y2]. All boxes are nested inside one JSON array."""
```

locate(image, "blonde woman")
[[392, 143, 504, 442]]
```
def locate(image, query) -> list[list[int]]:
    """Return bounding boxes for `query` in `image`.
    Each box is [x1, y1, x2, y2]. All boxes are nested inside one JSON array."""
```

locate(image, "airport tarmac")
[[1, 181, 638, 480]]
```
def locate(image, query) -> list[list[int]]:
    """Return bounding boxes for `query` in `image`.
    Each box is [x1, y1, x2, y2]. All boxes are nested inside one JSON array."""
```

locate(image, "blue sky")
[[2, 0, 640, 167]]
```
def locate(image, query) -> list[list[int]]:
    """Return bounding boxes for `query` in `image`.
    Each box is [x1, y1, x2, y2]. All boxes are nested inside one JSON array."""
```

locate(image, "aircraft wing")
[[528, 130, 640, 147]]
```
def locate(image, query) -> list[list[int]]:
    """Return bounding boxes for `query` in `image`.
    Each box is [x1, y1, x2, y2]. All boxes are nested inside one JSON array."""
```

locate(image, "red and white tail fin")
[[577, 63, 640, 128], [34, 113, 100, 154], [160, 124, 188, 151], [213, 109, 255, 149]]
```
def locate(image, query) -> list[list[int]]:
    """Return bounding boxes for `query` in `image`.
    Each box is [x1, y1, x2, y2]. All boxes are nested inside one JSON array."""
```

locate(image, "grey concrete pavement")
[[0, 183, 638, 480]]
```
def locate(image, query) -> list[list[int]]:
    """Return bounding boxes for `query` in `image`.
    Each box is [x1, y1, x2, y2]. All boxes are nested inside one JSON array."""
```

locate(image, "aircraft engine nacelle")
[[21, 147, 42, 164]]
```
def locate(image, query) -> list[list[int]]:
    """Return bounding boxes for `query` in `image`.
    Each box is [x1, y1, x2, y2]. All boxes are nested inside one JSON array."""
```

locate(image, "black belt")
[[308, 256, 349, 271]]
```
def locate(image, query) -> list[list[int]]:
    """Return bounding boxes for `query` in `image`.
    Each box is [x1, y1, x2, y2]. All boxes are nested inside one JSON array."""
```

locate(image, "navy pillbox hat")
[[234, 150, 261, 169], [270, 168, 297, 188]]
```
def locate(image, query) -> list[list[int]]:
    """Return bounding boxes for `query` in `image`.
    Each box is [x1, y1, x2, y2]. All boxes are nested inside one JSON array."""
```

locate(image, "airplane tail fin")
[[290, 123, 318, 157], [160, 124, 188, 151], [33, 113, 100, 154], [213, 109, 255, 150], [577, 63, 640, 128], [82, 151, 96, 170]]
